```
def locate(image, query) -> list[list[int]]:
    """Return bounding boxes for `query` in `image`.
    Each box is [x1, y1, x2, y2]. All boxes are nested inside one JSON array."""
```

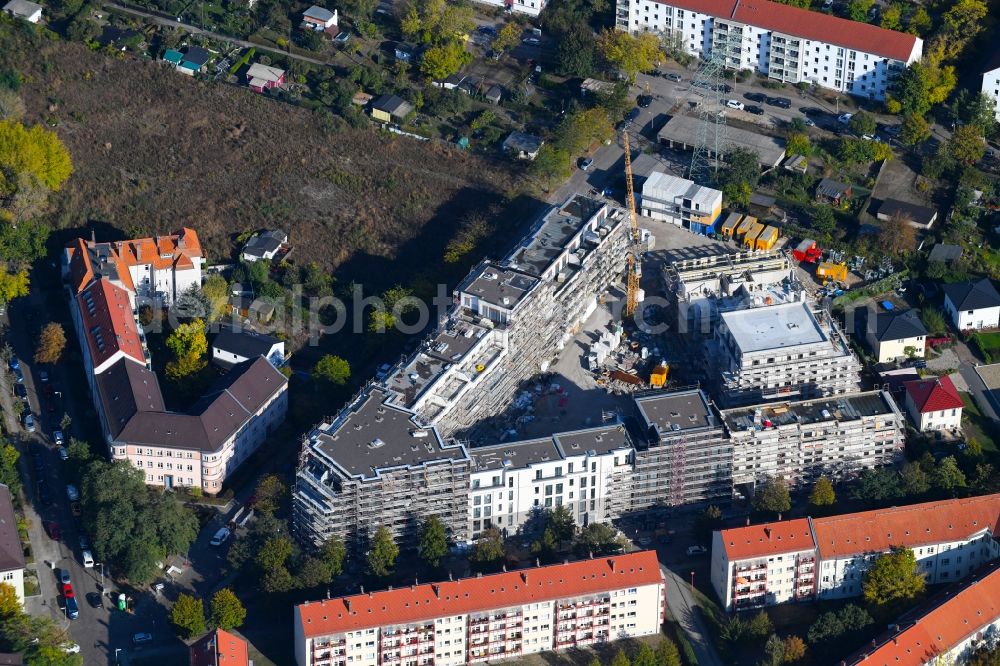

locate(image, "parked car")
[[521, 37, 540, 45], [64, 596, 79, 620], [12, 384, 26, 399], [39, 369, 48, 383], [579, 157, 594, 171], [12, 367, 23, 383], [725, 99, 745, 110], [86, 592, 102, 608], [803, 118, 816, 127], [70, 502, 81, 517], [766, 96, 791, 108], [133, 633, 153, 645], [744, 92, 765, 102], [62, 644, 80, 655], [79, 535, 90, 550], [23, 413, 35, 433], [82, 550, 94, 568], [686, 545, 708, 556], [62, 582, 74, 598], [58, 447, 68, 461], [44, 521, 60, 540], [66, 484, 79, 502], [53, 430, 64, 446], [210, 528, 232, 546], [637, 94, 653, 108], [665, 72, 683, 82], [7, 357, 18, 371], [837, 112, 854, 124], [59, 569, 71, 586], [624, 107, 641, 124], [800, 106, 823, 115]]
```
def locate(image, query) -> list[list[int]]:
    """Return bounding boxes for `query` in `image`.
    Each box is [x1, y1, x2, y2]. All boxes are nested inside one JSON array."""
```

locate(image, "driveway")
[[661, 565, 724, 666]]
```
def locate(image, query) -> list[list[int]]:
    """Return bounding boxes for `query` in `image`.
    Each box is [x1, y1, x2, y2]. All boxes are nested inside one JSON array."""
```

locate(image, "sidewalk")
[[661, 566, 724, 666]]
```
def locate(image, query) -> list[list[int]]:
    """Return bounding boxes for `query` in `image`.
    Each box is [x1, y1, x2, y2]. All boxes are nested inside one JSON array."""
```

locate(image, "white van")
[[210, 528, 231, 546]]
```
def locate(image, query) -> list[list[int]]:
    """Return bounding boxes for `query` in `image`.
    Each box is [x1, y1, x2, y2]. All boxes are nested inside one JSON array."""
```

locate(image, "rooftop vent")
[[368, 438, 386, 449]]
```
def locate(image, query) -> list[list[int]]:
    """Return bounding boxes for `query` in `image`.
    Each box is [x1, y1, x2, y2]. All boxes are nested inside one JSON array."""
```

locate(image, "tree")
[[420, 41, 472, 81], [262, 566, 295, 594], [367, 526, 399, 577], [849, 111, 877, 136], [200, 274, 230, 321], [889, 60, 956, 116], [313, 355, 351, 387], [753, 477, 791, 515], [847, 0, 873, 22], [762, 634, 785, 666], [165, 319, 208, 380], [850, 467, 902, 502], [555, 24, 596, 77], [595, 29, 663, 82], [210, 588, 246, 630], [556, 108, 613, 156], [863, 547, 926, 607], [633, 643, 656, 666], [809, 476, 836, 507], [320, 536, 347, 578], [170, 593, 206, 638], [655, 638, 682, 666], [418, 515, 449, 568], [934, 455, 967, 493], [900, 113, 931, 146], [784, 635, 807, 662], [257, 536, 294, 571], [66, 438, 91, 464], [949, 90, 996, 136], [907, 7, 932, 35], [574, 522, 626, 556], [807, 611, 844, 644], [491, 22, 520, 54], [721, 147, 762, 189], [748, 610, 774, 638], [0, 89, 24, 122], [0, 120, 74, 191], [787, 132, 811, 157], [723, 181, 752, 208], [901, 461, 931, 496], [611, 648, 631, 666], [253, 474, 287, 515], [879, 3, 901, 30], [470, 527, 505, 569], [948, 124, 986, 165], [34, 323, 66, 365], [879, 212, 918, 255], [0, 266, 29, 305], [547, 505, 576, 542]]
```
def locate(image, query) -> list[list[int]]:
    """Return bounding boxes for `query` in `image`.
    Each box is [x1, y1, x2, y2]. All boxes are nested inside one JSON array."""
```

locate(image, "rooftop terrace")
[[470, 424, 631, 472], [459, 264, 539, 310], [721, 390, 896, 432], [508, 195, 607, 277]]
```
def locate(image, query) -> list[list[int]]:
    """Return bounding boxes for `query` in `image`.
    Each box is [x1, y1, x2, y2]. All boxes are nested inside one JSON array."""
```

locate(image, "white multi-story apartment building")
[[0, 485, 25, 607], [467, 424, 634, 540], [844, 563, 1000, 665], [715, 299, 862, 406], [721, 390, 905, 489], [640, 172, 722, 233], [711, 493, 1000, 611], [983, 51, 1000, 122], [293, 551, 665, 666], [616, 0, 922, 100], [470, 0, 545, 17]]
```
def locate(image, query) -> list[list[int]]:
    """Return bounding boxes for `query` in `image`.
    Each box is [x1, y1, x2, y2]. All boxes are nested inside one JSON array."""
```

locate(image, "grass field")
[[961, 391, 999, 453]]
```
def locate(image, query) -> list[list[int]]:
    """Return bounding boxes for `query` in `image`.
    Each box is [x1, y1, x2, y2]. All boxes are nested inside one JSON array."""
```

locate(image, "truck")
[[792, 239, 822, 263]]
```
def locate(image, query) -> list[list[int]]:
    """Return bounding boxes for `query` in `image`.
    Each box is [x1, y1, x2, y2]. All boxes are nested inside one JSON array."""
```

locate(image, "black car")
[[719, 83, 733, 93], [745, 105, 765, 115], [86, 592, 103, 609], [800, 106, 823, 115], [13, 384, 26, 399], [624, 107, 641, 124], [744, 92, 765, 102], [637, 94, 653, 108], [766, 96, 792, 108]]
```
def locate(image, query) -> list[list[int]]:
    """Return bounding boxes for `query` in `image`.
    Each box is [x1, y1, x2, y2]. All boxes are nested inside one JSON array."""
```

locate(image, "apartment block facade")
[[721, 390, 905, 490], [293, 552, 665, 666], [640, 172, 722, 232], [616, 0, 922, 100], [711, 494, 1000, 611]]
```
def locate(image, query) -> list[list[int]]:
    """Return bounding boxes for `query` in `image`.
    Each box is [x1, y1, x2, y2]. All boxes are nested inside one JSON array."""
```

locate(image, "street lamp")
[[98, 562, 104, 590], [115, 648, 122, 664], [690, 570, 695, 593]]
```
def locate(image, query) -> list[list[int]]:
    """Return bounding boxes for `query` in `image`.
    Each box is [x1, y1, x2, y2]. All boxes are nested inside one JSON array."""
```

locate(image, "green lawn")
[[960, 392, 999, 453]]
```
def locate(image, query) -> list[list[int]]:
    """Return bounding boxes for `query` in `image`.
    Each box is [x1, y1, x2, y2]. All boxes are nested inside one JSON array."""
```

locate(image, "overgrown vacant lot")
[[2, 26, 518, 272]]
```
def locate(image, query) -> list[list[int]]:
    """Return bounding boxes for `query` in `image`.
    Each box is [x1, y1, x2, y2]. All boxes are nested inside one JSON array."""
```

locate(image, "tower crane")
[[623, 131, 641, 319]]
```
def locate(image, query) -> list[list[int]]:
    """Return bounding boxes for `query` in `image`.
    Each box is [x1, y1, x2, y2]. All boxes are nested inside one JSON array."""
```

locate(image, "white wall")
[[944, 297, 1000, 331], [471, 0, 545, 16], [0, 568, 24, 607], [983, 68, 1000, 123]]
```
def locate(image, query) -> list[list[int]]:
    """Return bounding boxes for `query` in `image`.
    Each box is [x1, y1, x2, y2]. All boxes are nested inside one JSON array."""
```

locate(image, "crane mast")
[[623, 132, 640, 318]]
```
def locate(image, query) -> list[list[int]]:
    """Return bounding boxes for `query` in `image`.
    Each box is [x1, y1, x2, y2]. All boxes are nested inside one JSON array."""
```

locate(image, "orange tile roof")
[[720, 519, 815, 561], [77, 280, 145, 370], [116, 227, 203, 271], [847, 564, 1000, 666], [813, 494, 1000, 559], [296, 551, 663, 638], [65, 238, 135, 295], [66, 238, 94, 295], [189, 628, 250, 666], [653, 0, 920, 62]]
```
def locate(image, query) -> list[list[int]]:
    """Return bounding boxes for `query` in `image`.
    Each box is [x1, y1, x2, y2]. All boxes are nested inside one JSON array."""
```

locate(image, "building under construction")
[[721, 390, 905, 491]]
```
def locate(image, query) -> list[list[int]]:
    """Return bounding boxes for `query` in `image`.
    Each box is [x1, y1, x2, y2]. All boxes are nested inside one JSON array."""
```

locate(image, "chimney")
[[609, 558, 616, 572], [360, 585, 364, 594], [345, 599, 351, 612], [764, 527, 772, 540], [90, 229, 96, 244], [476, 573, 483, 578], [502, 564, 507, 572], [448, 571, 454, 581], [746, 516, 750, 526], [777, 513, 782, 521], [432, 584, 440, 598], [136, 243, 142, 262], [521, 572, 528, 584]]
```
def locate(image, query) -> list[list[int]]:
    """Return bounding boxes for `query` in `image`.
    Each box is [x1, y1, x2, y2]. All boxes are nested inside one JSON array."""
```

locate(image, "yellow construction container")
[[816, 261, 848, 282], [742, 222, 765, 249], [650, 365, 669, 388], [719, 213, 743, 240], [755, 225, 779, 251], [734, 215, 758, 241]]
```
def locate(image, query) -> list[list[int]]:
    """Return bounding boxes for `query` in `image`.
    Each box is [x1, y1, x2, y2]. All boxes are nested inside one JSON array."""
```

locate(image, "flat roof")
[[634, 389, 716, 434], [642, 172, 721, 208], [722, 390, 896, 431], [556, 424, 630, 457], [658, 116, 787, 167], [470, 424, 631, 472], [311, 389, 469, 480], [508, 195, 606, 277], [720, 301, 826, 354], [460, 263, 539, 310], [424, 320, 490, 363]]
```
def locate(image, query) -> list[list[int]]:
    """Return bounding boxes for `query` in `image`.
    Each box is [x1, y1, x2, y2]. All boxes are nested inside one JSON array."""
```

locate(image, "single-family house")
[[98, 26, 142, 51], [877, 198, 938, 229], [241, 229, 287, 262], [301, 5, 338, 33], [903, 375, 963, 433], [394, 42, 417, 62], [502, 131, 543, 160], [176, 46, 211, 75], [0, 486, 25, 607], [370, 94, 413, 123], [190, 629, 250, 666], [928, 243, 962, 265], [163, 49, 184, 67], [866, 308, 928, 363], [580, 78, 615, 96], [437, 73, 466, 90], [246, 63, 285, 93], [943, 278, 1000, 331], [816, 178, 852, 205], [485, 84, 503, 104], [211, 327, 285, 369], [2, 0, 41, 22]]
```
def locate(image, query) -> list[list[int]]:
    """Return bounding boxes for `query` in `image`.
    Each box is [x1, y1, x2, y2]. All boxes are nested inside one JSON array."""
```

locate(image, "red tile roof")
[[296, 551, 663, 638], [847, 564, 1000, 666], [77, 280, 145, 370], [189, 628, 250, 666], [651, 0, 920, 62], [720, 519, 815, 561], [812, 494, 1000, 559], [904, 375, 964, 414], [116, 227, 203, 271]]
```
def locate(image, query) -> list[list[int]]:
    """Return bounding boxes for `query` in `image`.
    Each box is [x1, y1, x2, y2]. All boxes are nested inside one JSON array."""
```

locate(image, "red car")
[[44, 521, 60, 540], [62, 583, 74, 598]]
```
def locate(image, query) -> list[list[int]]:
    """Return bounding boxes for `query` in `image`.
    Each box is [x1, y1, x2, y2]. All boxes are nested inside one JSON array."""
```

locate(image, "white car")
[[837, 112, 854, 124], [803, 118, 816, 127], [725, 99, 745, 110], [81, 550, 94, 568], [686, 545, 708, 556], [63, 643, 80, 654], [66, 485, 79, 502], [53, 430, 65, 446], [210, 528, 231, 546]]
